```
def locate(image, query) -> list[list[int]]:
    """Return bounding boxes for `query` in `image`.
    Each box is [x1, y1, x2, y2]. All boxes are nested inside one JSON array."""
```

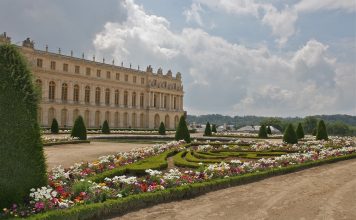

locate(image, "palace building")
[[0, 33, 185, 129]]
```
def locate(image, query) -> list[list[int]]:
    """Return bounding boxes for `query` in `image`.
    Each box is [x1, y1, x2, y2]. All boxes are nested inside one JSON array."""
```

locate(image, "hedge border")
[[20, 153, 356, 220], [43, 140, 90, 147]]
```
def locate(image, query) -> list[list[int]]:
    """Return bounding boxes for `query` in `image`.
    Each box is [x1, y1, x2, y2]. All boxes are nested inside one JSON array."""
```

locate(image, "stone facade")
[[0, 33, 185, 129]]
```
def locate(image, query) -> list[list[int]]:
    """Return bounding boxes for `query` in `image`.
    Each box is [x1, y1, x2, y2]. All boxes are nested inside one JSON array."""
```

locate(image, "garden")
[[1, 136, 355, 219]]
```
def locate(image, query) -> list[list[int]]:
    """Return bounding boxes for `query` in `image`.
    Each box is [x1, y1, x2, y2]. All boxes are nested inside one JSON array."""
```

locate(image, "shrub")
[[296, 123, 305, 139], [102, 120, 110, 134], [50, 118, 59, 134], [283, 124, 298, 144], [175, 115, 191, 143], [266, 126, 272, 135], [258, 125, 268, 138], [0, 44, 47, 208], [204, 122, 212, 136], [316, 120, 328, 140], [211, 124, 217, 133], [71, 116, 87, 140], [158, 122, 166, 135]]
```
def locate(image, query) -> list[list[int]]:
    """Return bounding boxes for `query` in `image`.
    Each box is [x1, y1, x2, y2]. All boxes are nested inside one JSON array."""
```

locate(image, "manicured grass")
[[25, 153, 356, 220]]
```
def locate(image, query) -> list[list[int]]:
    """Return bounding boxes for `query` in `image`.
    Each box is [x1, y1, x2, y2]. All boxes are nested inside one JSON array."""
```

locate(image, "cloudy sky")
[[1, 0, 355, 116]]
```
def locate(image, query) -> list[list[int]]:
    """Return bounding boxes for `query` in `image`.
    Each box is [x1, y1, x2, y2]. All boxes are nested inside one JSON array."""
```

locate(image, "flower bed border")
[[43, 140, 90, 147], [24, 153, 356, 220]]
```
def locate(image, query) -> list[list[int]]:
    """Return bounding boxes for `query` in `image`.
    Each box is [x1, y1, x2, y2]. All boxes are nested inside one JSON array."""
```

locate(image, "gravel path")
[[111, 159, 356, 220], [44, 141, 154, 169]]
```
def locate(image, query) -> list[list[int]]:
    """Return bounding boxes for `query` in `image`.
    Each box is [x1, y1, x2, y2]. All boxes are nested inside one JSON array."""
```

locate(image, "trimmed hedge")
[[43, 140, 90, 146], [101, 120, 110, 134], [50, 118, 59, 134], [71, 116, 87, 140], [185, 151, 221, 163], [158, 122, 166, 135], [88, 149, 178, 183], [173, 151, 200, 168], [26, 153, 356, 220]]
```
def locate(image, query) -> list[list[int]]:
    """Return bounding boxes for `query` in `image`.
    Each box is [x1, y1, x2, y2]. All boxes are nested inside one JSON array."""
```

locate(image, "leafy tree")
[[211, 124, 217, 133], [296, 123, 305, 139], [204, 122, 212, 136], [326, 121, 351, 136], [258, 125, 268, 138], [71, 116, 87, 140], [316, 120, 328, 140], [50, 118, 59, 134], [283, 124, 298, 144], [266, 126, 272, 135], [260, 117, 285, 132], [102, 120, 110, 134], [175, 115, 191, 143], [158, 122, 166, 135], [0, 44, 47, 207], [303, 116, 318, 134]]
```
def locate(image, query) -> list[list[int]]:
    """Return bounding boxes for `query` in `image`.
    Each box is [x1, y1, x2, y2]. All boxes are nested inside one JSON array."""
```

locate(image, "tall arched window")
[[49, 81, 56, 101], [105, 111, 110, 124], [105, 88, 110, 106], [73, 84, 79, 103], [95, 111, 101, 127], [73, 109, 79, 123], [132, 113, 137, 128], [140, 93, 144, 108], [114, 112, 119, 128], [84, 110, 90, 127], [61, 83, 68, 102], [85, 86, 90, 103], [115, 90, 119, 106], [48, 107, 55, 126], [35, 79, 42, 99], [95, 87, 101, 105], [124, 91, 128, 107], [140, 113, 145, 128], [173, 97, 177, 109], [61, 109, 68, 127], [164, 95, 167, 109], [153, 93, 157, 108], [132, 92, 136, 107]]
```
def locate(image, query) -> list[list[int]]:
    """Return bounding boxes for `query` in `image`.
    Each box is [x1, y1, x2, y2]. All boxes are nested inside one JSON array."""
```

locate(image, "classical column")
[[148, 91, 151, 108], [68, 82, 73, 104]]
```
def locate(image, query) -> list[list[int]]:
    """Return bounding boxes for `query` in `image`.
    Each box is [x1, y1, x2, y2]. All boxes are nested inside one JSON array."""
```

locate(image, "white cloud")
[[183, 3, 204, 26], [93, 0, 355, 116], [187, 0, 356, 46]]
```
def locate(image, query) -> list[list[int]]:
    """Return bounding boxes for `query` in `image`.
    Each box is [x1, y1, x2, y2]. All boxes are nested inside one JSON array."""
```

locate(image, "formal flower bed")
[[42, 129, 175, 135], [1, 138, 355, 219]]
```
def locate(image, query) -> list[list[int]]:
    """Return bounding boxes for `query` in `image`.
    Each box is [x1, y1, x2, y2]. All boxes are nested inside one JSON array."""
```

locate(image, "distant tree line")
[[187, 114, 356, 136]]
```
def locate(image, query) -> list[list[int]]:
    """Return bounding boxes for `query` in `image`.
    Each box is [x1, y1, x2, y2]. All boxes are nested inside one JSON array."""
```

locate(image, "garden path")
[[111, 158, 356, 220], [44, 142, 155, 170]]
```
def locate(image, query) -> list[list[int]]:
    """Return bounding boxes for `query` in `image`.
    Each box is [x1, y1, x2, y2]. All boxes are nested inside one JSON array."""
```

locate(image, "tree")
[[211, 124, 217, 133], [258, 125, 268, 138], [71, 116, 87, 140], [175, 115, 191, 143], [50, 118, 59, 134], [260, 117, 284, 132], [303, 116, 318, 134], [296, 123, 305, 139], [0, 44, 47, 208], [266, 126, 272, 135], [316, 120, 328, 140], [159, 122, 166, 135], [102, 120, 110, 134], [283, 124, 298, 144], [204, 122, 212, 136]]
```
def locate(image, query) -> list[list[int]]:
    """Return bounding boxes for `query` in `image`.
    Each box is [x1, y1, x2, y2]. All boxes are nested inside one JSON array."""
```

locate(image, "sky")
[[0, 0, 355, 117]]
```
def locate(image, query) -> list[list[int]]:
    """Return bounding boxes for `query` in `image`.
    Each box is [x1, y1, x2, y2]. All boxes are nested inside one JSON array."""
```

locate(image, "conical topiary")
[[102, 120, 110, 134], [211, 124, 217, 133], [316, 120, 328, 140], [258, 125, 268, 138], [296, 123, 305, 139], [266, 126, 272, 135], [0, 44, 47, 208], [50, 118, 59, 134], [71, 116, 87, 140], [159, 122, 166, 135], [283, 123, 298, 144], [204, 122, 212, 136], [175, 115, 191, 143]]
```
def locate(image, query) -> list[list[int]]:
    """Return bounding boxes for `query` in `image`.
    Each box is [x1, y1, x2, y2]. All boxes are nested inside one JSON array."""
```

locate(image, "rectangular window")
[[125, 74, 128, 82], [75, 65, 80, 74], [133, 76, 137, 83], [50, 61, 56, 70], [107, 71, 111, 79], [97, 69, 101, 77], [86, 67, 91, 76], [63, 63, 68, 72], [141, 78, 145, 84], [36, 58, 43, 68], [116, 73, 120, 80]]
